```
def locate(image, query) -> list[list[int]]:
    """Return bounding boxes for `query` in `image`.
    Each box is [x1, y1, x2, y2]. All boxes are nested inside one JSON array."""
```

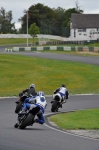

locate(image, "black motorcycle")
[[15, 93, 28, 113], [16, 106, 40, 129]]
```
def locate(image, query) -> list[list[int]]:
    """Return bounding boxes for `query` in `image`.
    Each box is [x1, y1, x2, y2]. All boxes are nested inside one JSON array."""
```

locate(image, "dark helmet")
[[61, 84, 66, 87]]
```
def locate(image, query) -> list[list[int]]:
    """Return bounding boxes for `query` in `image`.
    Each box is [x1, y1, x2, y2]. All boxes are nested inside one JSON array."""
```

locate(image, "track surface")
[[0, 95, 99, 150], [0, 46, 99, 150]]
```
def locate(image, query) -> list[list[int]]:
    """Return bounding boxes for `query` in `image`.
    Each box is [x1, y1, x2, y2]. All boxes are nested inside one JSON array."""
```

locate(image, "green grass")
[[50, 108, 99, 130], [0, 53, 99, 96], [0, 38, 38, 45], [0, 38, 99, 47], [0, 48, 99, 130]]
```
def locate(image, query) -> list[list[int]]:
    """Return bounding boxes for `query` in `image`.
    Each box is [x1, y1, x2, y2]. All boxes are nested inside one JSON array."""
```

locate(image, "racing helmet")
[[37, 91, 45, 101], [37, 91, 44, 96], [61, 84, 66, 87], [30, 84, 35, 88]]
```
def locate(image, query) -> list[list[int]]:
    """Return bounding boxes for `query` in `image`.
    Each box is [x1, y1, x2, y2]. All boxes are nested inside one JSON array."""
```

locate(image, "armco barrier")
[[89, 47, 94, 52], [43, 47, 50, 50], [57, 47, 64, 50], [11, 46, 72, 51], [5, 46, 99, 52], [5, 48, 13, 52], [31, 47, 37, 51], [77, 47, 83, 52]]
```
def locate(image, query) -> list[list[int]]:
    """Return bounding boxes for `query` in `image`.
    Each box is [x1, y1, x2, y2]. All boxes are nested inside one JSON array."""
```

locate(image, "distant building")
[[70, 13, 99, 41]]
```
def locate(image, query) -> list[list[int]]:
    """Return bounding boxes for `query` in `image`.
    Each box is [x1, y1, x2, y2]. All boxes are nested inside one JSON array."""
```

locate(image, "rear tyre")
[[19, 113, 34, 129], [51, 101, 58, 112]]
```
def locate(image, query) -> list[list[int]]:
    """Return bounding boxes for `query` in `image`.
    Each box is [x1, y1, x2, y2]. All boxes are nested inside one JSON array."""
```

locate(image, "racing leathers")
[[22, 87, 37, 97], [53, 86, 69, 102], [19, 95, 47, 124]]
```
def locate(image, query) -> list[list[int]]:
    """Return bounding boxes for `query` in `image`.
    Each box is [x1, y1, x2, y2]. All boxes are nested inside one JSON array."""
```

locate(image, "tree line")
[[0, 2, 83, 37]]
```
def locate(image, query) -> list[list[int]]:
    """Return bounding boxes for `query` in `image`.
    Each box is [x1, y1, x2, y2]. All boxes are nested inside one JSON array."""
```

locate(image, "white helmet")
[[37, 91, 45, 101], [37, 91, 44, 96], [30, 84, 35, 88]]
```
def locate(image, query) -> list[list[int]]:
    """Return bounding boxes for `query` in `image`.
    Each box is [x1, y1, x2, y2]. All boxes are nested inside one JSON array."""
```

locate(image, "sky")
[[1, 0, 99, 29]]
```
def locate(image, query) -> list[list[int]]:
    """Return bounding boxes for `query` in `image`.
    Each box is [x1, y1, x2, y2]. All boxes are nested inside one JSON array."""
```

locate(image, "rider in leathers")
[[19, 84, 37, 97], [52, 84, 69, 106], [14, 91, 47, 128]]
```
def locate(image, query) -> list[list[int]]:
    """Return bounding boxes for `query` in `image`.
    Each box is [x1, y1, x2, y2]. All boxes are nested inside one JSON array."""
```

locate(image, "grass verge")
[[0, 53, 99, 96], [0, 38, 38, 45], [50, 108, 99, 130]]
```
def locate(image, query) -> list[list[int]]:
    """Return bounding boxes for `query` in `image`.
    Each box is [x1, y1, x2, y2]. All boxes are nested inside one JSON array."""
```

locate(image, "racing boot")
[[14, 119, 19, 128], [59, 103, 62, 108]]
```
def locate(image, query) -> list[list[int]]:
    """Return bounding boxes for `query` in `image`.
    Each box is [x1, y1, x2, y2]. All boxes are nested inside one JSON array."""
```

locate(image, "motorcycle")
[[17, 106, 40, 129], [15, 93, 28, 114], [51, 93, 66, 112]]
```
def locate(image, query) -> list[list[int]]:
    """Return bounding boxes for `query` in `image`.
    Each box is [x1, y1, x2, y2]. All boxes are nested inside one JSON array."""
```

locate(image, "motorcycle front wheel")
[[15, 101, 23, 113]]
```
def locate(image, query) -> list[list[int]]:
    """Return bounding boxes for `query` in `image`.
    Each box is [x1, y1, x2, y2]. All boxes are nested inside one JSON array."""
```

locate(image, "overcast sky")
[[1, 0, 99, 29]]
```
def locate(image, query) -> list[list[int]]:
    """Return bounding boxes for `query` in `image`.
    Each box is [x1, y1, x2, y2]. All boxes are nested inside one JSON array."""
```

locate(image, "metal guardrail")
[[5, 46, 99, 52]]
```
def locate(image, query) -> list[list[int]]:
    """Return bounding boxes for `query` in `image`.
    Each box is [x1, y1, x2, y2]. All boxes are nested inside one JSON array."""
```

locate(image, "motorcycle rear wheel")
[[19, 113, 34, 129], [51, 101, 58, 112]]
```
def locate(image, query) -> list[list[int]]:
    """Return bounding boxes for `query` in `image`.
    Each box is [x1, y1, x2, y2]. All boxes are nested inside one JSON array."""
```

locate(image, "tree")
[[29, 23, 40, 45], [18, 3, 83, 36], [19, 3, 56, 34], [0, 7, 16, 33], [52, 7, 65, 36], [75, 0, 83, 13]]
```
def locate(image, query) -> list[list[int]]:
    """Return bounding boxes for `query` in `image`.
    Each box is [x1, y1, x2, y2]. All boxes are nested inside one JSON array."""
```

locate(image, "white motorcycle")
[[51, 93, 66, 112]]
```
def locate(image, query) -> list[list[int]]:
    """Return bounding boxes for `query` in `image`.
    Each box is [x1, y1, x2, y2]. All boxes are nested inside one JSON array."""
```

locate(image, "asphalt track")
[[0, 46, 99, 150], [1, 51, 99, 66]]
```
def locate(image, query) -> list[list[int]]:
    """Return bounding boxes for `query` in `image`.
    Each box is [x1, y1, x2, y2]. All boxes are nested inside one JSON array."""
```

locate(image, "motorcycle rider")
[[19, 83, 37, 98], [14, 91, 47, 128], [51, 84, 69, 107]]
